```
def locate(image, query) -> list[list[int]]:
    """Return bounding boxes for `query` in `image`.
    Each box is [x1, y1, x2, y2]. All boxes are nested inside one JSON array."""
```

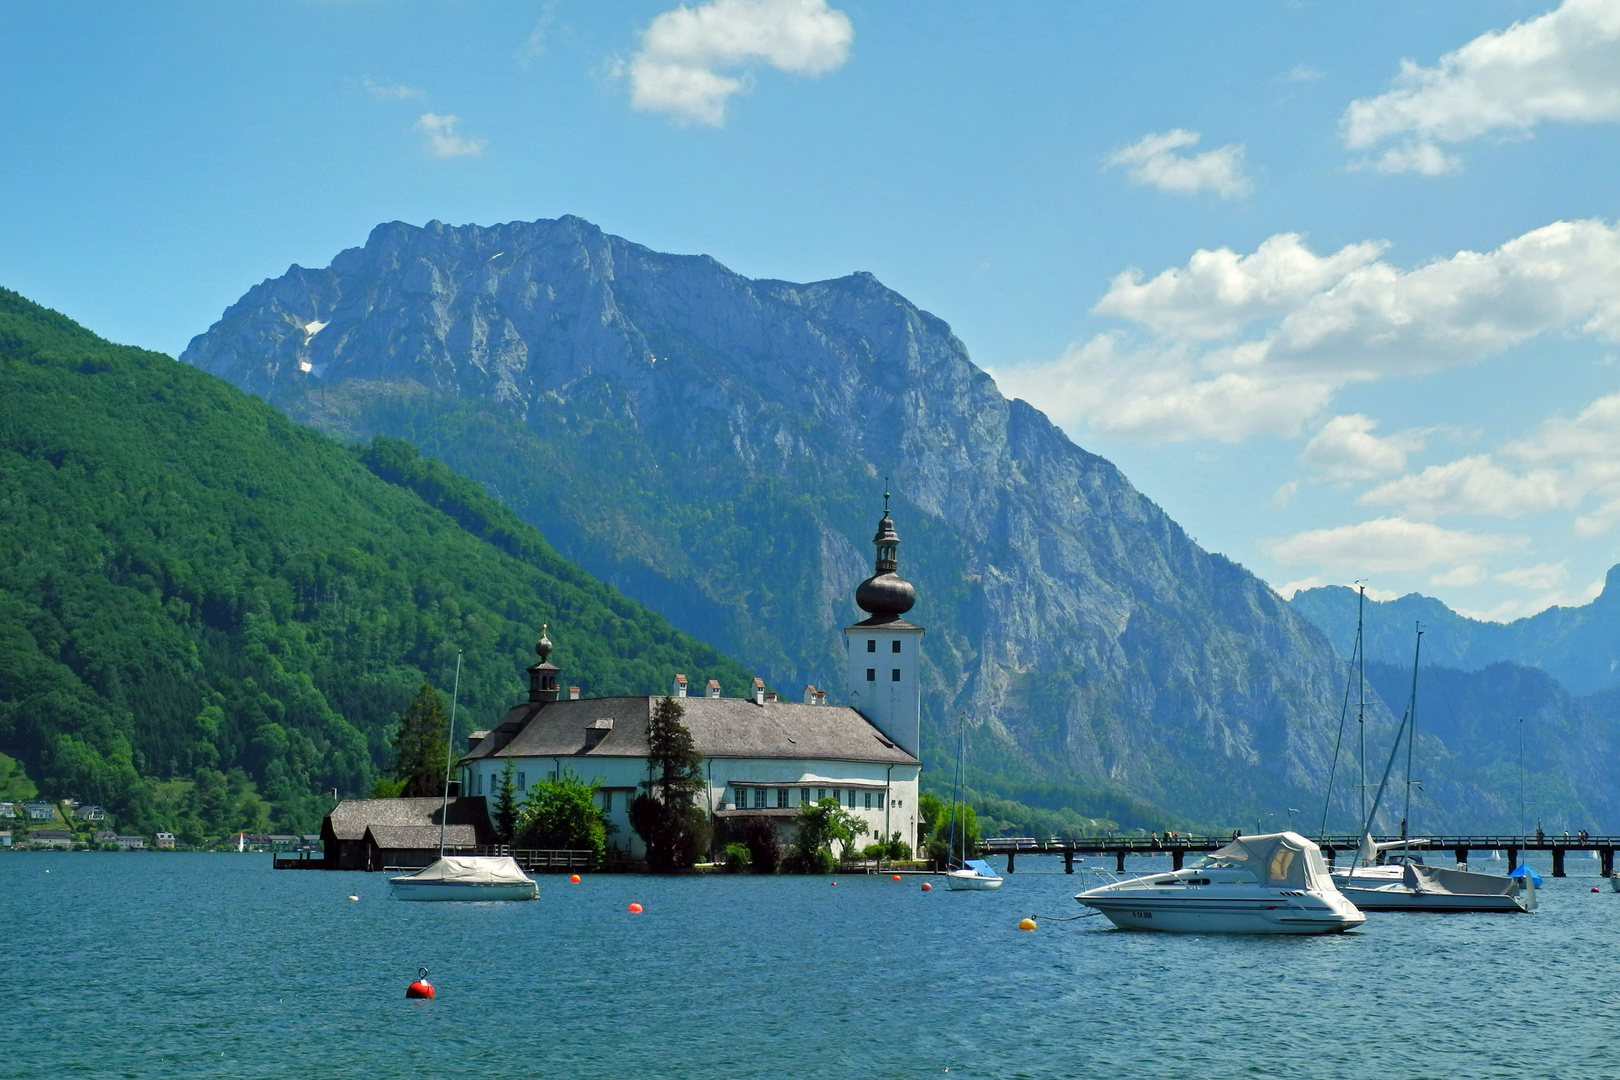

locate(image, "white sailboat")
[[1075, 831, 1365, 934], [391, 650, 538, 902], [1329, 623, 1532, 914], [942, 713, 1001, 890]]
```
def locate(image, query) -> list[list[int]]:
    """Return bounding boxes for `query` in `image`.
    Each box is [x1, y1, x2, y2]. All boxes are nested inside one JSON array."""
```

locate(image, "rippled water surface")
[[8, 852, 1620, 1079]]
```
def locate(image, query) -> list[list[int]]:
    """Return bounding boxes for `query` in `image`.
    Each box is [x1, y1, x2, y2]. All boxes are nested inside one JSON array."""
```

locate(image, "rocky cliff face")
[[184, 216, 1401, 827]]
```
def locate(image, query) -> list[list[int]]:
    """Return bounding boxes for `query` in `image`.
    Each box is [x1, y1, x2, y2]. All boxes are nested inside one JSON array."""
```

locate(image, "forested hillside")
[[0, 287, 752, 838]]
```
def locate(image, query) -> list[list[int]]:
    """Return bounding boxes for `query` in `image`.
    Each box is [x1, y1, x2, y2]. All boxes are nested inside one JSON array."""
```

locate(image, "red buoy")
[[570, 874, 581, 883], [892, 874, 902, 881], [627, 902, 644, 913], [920, 882, 932, 891], [406, 967, 434, 999]]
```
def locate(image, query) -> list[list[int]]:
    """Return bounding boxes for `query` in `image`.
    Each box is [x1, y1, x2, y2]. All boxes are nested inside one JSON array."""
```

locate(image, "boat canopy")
[[963, 859, 1001, 879], [395, 856, 532, 885], [1205, 831, 1333, 891]]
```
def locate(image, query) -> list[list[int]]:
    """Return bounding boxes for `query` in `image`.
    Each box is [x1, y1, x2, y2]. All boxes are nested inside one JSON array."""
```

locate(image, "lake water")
[[7, 851, 1619, 1079]]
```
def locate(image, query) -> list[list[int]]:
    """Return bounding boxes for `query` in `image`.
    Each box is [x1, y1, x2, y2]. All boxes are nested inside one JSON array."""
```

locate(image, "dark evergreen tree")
[[391, 684, 447, 798], [630, 696, 710, 871], [493, 759, 519, 842]]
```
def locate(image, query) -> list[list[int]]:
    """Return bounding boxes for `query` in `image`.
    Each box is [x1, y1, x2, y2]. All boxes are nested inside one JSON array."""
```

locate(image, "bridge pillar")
[[1172, 850, 1183, 871], [1006, 851, 1015, 874], [1322, 846, 1335, 867], [1602, 848, 1614, 878], [1507, 847, 1518, 874], [1064, 849, 1073, 874], [1454, 848, 1468, 868], [1115, 850, 1126, 874], [1552, 847, 1566, 878]]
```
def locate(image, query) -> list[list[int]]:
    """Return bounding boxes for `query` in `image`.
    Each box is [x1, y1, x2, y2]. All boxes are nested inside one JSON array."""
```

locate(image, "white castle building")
[[458, 502, 925, 859]]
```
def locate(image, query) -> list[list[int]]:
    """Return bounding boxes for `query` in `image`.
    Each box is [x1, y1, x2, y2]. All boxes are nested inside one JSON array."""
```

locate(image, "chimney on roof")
[[567, 686, 581, 700], [752, 677, 765, 706], [673, 673, 688, 698], [803, 684, 818, 704], [707, 679, 722, 699], [764, 691, 778, 703], [815, 689, 826, 706]]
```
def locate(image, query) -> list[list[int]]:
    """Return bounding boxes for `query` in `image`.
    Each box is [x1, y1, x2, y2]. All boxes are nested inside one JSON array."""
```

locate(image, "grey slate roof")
[[325, 797, 490, 841], [363, 824, 479, 849], [461, 697, 918, 766]]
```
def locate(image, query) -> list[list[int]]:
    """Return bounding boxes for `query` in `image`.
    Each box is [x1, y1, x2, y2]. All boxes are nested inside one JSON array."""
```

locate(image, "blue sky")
[[5, 0, 1620, 621]]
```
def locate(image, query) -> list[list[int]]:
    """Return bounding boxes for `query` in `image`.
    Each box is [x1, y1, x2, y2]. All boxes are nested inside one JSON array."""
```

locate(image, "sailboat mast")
[[1357, 585, 1367, 831], [438, 650, 463, 857], [1402, 626, 1422, 841]]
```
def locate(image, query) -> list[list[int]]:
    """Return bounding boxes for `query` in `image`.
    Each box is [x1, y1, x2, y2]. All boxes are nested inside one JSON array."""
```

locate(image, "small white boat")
[[1609, 874, 1620, 894], [390, 855, 539, 902], [1335, 860, 1533, 913], [1076, 831, 1364, 934], [945, 858, 1003, 891]]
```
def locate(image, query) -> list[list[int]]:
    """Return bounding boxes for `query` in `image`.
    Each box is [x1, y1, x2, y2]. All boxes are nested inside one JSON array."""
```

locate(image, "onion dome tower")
[[527, 624, 562, 704], [845, 488, 924, 759]]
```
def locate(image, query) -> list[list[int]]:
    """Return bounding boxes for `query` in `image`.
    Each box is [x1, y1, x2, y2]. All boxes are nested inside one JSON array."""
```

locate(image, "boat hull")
[[945, 871, 1002, 891], [1337, 885, 1527, 913], [1078, 895, 1363, 934], [389, 880, 539, 902]]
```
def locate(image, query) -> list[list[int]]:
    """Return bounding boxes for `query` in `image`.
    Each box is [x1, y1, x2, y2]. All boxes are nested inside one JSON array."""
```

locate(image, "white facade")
[[844, 623, 924, 760]]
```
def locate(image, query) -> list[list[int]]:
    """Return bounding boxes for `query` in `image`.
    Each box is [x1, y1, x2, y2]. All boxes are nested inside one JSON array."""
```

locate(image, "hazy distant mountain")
[[185, 215, 1592, 830], [1290, 571, 1620, 695]]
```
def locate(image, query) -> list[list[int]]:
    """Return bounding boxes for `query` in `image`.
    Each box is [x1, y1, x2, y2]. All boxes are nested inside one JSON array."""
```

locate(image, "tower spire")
[[855, 488, 913, 620]]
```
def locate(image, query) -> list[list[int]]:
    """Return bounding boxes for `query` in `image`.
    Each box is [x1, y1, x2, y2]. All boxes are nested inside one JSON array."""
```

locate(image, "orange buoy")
[[406, 967, 434, 999], [920, 882, 932, 891], [1018, 917, 1038, 931], [627, 902, 644, 913], [570, 874, 581, 883], [892, 874, 902, 881]]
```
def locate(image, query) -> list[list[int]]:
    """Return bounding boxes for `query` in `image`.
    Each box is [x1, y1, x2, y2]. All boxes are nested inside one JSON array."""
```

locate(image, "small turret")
[[854, 489, 916, 623], [527, 624, 562, 703]]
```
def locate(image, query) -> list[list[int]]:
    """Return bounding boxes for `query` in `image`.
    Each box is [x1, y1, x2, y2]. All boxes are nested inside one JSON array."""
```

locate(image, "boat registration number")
[[1129, 911, 1153, 919]]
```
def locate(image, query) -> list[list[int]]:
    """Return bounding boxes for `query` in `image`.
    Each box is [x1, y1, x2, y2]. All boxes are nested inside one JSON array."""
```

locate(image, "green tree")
[[630, 696, 710, 871], [493, 759, 520, 842], [920, 792, 979, 867], [391, 684, 447, 798], [515, 769, 612, 863], [789, 797, 867, 873]]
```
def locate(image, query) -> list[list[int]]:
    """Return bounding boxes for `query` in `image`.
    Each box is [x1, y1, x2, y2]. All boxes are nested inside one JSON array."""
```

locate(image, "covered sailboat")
[[946, 858, 1003, 891], [390, 855, 539, 902]]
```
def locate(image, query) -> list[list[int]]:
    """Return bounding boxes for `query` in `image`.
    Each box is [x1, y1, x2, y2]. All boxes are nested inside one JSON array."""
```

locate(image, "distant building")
[[459, 502, 925, 860], [0, 802, 16, 819], [0, 830, 12, 847], [23, 802, 55, 822], [32, 830, 73, 849], [154, 831, 176, 849], [74, 805, 107, 822], [319, 797, 492, 870], [93, 830, 118, 844], [114, 835, 146, 850]]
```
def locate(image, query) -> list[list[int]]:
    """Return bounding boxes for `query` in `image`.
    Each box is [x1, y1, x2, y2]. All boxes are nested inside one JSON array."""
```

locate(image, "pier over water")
[[982, 835, 1620, 877]]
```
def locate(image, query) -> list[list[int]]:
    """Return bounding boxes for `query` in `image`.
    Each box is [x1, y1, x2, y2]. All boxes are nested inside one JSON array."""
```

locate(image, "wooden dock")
[[982, 835, 1620, 877]]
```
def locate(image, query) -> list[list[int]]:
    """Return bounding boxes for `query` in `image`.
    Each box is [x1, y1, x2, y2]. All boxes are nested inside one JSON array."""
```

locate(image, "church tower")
[[845, 494, 923, 759]]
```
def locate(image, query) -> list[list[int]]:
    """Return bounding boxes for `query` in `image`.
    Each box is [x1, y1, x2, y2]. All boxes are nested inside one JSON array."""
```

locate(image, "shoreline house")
[[319, 797, 493, 870], [459, 503, 926, 861]]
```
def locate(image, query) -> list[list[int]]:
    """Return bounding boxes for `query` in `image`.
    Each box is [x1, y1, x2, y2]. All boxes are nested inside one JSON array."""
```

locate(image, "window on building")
[[817, 788, 827, 802], [848, 790, 857, 809], [800, 787, 811, 805], [866, 668, 875, 682], [601, 790, 613, 812], [891, 640, 901, 653], [776, 788, 788, 808], [891, 668, 901, 682], [866, 639, 876, 653], [516, 772, 527, 791], [731, 787, 744, 809], [831, 789, 841, 806], [877, 793, 885, 809], [754, 788, 767, 809], [864, 791, 873, 810]]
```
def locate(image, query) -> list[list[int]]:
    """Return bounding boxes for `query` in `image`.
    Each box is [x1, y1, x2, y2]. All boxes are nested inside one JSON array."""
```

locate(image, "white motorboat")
[[1076, 831, 1365, 934], [945, 858, 1003, 891], [390, 855, 539, 901]]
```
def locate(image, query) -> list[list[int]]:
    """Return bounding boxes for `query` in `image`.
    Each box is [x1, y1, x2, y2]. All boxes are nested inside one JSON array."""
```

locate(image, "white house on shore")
[[459, 501, 926, 859]]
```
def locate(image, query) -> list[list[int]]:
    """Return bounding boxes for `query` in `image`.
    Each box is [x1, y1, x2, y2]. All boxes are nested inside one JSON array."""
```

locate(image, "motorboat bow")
[[1076, 831, 1364, 934]]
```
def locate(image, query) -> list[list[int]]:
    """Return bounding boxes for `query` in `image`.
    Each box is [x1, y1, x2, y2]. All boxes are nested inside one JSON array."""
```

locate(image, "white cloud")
[[415, 113, 487, 157], [1300, 414, 1427, 482], [1358, 454, 1578, 518], [1274, 576, 1326, 599], [1431, 564, 1487, 587], [1496, 561, 1569, 590], [1264, 517, 1527, 575], [364, 77, 423, 100], [1341, 0, 1620, 173], [626, 0, 853, 126], [1354, 142, 1461, 176], [1283, 65, 1324, 83], [996, 218, 1620, 442], [1105, 129, 1252, 199], [1459, 574, 1604, 621]]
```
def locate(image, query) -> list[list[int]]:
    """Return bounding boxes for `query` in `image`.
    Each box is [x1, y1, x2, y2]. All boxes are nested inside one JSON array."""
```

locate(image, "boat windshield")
[[1191, 856, 1258, 879]]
